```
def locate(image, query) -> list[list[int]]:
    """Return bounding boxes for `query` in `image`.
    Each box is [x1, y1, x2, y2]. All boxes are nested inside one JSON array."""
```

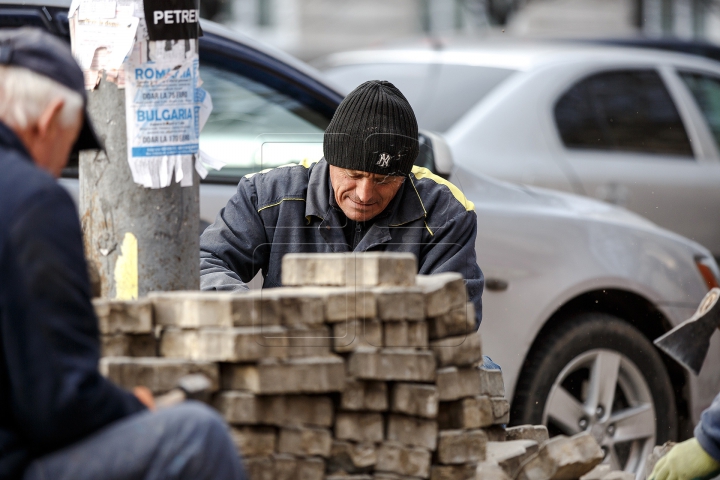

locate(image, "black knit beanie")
[[324, 80, 419, 176]]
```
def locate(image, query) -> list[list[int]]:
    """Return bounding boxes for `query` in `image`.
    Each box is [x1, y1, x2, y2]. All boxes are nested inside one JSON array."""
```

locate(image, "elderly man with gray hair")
[[0, 28, 246, 480]]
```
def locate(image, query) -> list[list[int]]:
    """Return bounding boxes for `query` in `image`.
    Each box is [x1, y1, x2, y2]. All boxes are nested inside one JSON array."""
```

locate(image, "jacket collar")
[[305, 159, 427, 251], [0, 121, 32, 161]]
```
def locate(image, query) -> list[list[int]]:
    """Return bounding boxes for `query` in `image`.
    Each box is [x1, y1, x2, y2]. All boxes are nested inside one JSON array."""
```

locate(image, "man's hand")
[[651, 438, 720, 480], [133, 386, 156, 411]]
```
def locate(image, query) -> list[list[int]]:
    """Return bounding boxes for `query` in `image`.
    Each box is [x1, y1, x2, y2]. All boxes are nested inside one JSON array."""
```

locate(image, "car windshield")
[[199, 63, 330, 180], [323, 62, 516, 132]]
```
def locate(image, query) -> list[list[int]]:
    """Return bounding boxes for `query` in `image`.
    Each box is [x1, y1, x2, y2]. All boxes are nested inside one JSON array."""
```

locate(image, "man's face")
[[329, 165, 405, 222]]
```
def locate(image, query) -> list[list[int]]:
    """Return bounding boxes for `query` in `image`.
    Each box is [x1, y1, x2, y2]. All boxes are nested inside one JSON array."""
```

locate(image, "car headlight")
[[695, 255, 720, 290]]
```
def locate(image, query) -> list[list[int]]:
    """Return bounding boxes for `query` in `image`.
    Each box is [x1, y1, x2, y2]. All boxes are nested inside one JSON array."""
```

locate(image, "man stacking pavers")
[[197, 79, 484, 331], [98, 252, 608, 480]]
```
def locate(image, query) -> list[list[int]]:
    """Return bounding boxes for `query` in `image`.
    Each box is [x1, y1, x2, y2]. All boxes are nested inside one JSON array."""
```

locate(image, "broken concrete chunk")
[[100, 357, 218, 394], [230, 426, 276, 457], [485, 440, 539, 478], [473, 462, 512, 480], [93, 298, 153, 334], [348, 349, 436, 382], [478, 366, 505, 397], [159, 326, 289, 362], [515, 433, 603, 480], [335, 412, 384, 443], [341, 379, 388, 411], [430, 332, 482, 367], [220, 356, 345, 394], [101, 333, 157, 357], [579, 464, 611, 480], [490, 397, 510, 424], [428, 303, 475, 341], [387, 414, 438, 450], [391, 383, 439, 419], [436, 429, 487, 465], [416, 273, 467, 317], [277, 426, 333, 457], [376, 441, 432, 478], [282, 252, 417, 287], [328, 441, 377, 474], [334, 319, 383, 352], [505, 425, 549, 445]]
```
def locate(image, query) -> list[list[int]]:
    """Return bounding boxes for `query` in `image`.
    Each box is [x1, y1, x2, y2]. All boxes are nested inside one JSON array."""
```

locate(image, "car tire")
[[511, 312, 677, 473]]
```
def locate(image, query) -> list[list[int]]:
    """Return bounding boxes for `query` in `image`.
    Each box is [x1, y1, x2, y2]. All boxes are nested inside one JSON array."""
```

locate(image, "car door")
[[551, 68, 720, 257]]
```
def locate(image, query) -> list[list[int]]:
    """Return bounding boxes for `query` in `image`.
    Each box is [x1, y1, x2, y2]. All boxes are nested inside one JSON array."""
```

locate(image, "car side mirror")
[[417, 130, 454, 179]]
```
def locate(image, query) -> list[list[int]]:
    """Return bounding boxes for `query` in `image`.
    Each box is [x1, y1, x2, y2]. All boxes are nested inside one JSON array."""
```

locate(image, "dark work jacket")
[[0, 122, 144, 479], [696, 391, 720, 462], [199, 158, 484, 326]]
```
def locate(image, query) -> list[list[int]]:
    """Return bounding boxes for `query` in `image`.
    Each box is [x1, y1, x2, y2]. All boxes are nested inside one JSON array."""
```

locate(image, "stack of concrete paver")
[[95, 252, 610, 480]]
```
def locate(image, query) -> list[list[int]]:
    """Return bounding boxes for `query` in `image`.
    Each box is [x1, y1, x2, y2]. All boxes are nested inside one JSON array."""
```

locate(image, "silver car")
[[319, 42, 720, 259]]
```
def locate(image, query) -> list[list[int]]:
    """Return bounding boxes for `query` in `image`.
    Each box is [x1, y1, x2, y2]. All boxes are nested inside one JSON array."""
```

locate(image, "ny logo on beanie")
[[376, 152, 392, 168]]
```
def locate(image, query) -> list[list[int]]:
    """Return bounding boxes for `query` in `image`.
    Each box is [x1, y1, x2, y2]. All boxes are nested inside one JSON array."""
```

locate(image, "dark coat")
[[697, 391, 720, 462], [199, 158, 484, 326], [0, 122, 144, 479]]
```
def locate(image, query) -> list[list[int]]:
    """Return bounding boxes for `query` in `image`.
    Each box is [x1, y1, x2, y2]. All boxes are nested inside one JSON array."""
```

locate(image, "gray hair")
[[0, 64, 83, 130]]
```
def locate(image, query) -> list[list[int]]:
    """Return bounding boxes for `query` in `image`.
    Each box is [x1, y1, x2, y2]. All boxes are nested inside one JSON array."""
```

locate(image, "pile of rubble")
[[95, 252, 620, 480]]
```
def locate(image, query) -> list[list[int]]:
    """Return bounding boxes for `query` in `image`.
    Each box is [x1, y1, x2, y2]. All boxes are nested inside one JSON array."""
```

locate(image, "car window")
[[323, 63, 515, 133], [678, 71, 720, 151], [199, 63, 330, 181], [554, 69, 694, 158]]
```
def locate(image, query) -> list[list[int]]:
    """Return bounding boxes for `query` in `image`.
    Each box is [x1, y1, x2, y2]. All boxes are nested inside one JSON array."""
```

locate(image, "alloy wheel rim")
[[541, 349, 656, 477]]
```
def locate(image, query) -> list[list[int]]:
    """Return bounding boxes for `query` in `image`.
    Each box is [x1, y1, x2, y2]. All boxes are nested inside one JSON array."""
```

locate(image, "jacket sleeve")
[[4, 187, 144, 454], [696, 391, 720, 462], [199, 176, 268, 291], [418, 209, 484, 328]]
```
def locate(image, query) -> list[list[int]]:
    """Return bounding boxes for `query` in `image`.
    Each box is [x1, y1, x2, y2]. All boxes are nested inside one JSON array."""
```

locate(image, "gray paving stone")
[[436, 429, 487, 465], [428, 303, 475, 341], [387, 414, 438, 450], [376, 441, 432, 478], [335, 412, 384, 443], [230, 426, 276, 456], [391, 383, 439, 419], [93, 298, 153, 334], [282, 252, 417, 287], [416, 273, 466, 317], [348, 349, 436, 382], [100, 357, 218, 394], [341, 379, 388, 411], [430, 332, 482, 367]]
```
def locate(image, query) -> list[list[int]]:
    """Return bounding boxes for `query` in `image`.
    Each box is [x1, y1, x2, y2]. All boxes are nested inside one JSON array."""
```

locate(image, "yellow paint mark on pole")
[[114, 232, 138, 300]]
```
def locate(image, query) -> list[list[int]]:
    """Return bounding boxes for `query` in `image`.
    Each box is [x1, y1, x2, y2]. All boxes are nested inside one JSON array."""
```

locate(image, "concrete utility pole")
[[79, 78, 200, 299]]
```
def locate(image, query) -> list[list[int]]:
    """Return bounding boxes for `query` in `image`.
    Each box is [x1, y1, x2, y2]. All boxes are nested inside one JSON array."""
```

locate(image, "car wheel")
[[511, 312, 677, 475]]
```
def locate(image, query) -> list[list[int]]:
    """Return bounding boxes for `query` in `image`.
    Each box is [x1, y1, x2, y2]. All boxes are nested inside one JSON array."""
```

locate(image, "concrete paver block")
[[376, 441, 432, 478], [230, 426, 276, 457], [341, 379, 388, 411], [159, 326, 289, 362], [348, 349, 436, 382], [374, 287, 425, 321], [220, 355, 345, 394], [430, 333, 482, 367], [282, 252, 417, 287], [273, 454, 325, 480], [277, 426, 333, 457], [101, 333, 157, 357], [100, 357, 218, 394], [335, 412, 384, 443], [387, 414, 438, 450], [334, 319, 382, 352], [428, 303, 475, 341], [436, 429, 487, 465], [391, 383, 439, 419], [94, 298, 153, 333], [328, 440, 377, 474], [416, 273, 466, 317]]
